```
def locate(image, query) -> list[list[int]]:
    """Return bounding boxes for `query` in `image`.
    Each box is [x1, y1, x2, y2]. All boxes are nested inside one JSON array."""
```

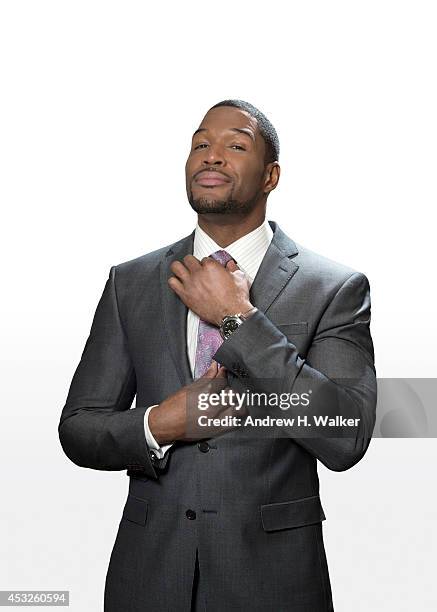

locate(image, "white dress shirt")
[[144, 218, 274, 458]]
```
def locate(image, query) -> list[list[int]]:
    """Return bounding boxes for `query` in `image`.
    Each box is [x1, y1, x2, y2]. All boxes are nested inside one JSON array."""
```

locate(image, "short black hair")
[[209, 99, 280, 164]]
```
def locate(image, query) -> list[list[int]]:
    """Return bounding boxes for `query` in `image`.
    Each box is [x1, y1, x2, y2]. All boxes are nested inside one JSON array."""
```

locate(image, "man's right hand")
[[148, 361, 241, 444]]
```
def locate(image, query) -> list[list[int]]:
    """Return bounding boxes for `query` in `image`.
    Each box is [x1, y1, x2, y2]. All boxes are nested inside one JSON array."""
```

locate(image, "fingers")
[[168, 255, 213, 296], [215, 364, 227, 378], [183, 254, 202, 272], [201, 255, 233, 270], [167, 276, 184, 295], [170, 260, 190, 282], [225, 260, 239, 272], [203, 401, 246, 437], [202, 361, 218, 378], [201, 361, 227, 379]]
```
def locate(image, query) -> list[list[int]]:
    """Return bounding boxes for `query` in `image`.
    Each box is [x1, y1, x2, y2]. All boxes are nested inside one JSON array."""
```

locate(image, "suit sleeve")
[[58, 266, 158, 479], [214, 272, 377, 472]]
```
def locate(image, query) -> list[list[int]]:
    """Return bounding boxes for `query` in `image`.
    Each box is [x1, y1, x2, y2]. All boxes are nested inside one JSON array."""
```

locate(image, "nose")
[[202, 143, 225, 166]]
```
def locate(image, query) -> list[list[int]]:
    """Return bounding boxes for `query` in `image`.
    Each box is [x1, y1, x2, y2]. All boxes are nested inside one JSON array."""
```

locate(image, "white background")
[[1, 1, 436, 610]]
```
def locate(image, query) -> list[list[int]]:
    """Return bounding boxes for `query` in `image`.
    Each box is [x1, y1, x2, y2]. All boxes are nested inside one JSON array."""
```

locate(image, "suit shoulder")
[[294, 242, 368, 286], [112, 232, 193, 277]]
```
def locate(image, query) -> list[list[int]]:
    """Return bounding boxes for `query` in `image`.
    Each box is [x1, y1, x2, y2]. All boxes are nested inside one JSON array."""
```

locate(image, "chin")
[[189, 197, 237, 214]]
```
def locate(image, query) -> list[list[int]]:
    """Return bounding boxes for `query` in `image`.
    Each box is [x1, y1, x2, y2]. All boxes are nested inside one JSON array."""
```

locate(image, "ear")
[[263, 162, 280, 195]]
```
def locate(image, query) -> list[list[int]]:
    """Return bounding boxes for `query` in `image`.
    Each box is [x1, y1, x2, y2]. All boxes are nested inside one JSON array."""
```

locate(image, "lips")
[[194, 171, 231, 187]]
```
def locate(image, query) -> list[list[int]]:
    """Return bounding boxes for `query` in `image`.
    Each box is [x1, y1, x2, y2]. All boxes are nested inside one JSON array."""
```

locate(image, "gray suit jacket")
[[59, 220, 376, 611]]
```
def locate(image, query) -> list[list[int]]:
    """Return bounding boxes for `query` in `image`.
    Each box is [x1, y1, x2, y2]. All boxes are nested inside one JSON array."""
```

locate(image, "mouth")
[[194, 171, 231, 187]]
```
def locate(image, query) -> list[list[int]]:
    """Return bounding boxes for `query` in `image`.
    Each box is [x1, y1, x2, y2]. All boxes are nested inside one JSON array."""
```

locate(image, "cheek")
[[237, 167, 264, 194], [185, 157, 193, 175], [186, 151, 198, 170], [185, 160, 196, 187]]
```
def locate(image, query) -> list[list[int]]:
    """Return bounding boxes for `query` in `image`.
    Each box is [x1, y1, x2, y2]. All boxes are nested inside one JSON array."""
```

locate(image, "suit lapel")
[[160, 231, 195, 386], [159, 220, 299, 387], [250, 221, 299, 313]]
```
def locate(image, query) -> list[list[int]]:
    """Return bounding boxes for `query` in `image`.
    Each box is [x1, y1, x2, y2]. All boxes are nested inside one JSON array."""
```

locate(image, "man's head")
[[185, 100, 280, 216]]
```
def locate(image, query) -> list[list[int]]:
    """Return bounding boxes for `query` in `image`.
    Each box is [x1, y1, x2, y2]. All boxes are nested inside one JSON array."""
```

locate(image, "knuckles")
[[201, 257, 215, 268]]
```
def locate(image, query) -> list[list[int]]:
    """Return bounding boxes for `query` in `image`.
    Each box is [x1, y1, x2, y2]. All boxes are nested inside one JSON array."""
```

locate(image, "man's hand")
[[148, 361, 246, 444], [168, 255, 253, 325]]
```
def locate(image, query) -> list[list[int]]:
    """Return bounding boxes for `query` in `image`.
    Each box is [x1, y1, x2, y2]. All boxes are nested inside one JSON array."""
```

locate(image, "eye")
[[194, 143, 208, 150], [230, 144, 245, 151]]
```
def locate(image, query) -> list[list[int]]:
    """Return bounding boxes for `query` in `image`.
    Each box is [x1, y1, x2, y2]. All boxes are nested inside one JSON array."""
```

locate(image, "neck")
[[197, 207, 267, 248]]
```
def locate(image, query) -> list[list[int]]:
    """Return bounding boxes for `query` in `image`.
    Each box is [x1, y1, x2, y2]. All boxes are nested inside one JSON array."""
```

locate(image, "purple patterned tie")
[[194, 249, 235, 379]]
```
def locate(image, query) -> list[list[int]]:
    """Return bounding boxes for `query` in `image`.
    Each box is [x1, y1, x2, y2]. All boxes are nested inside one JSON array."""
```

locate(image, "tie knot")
[[209, 249, 234, 266]]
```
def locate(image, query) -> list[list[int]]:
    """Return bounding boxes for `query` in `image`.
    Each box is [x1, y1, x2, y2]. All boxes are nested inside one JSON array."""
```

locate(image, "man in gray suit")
[[59, 99, 376, 611]]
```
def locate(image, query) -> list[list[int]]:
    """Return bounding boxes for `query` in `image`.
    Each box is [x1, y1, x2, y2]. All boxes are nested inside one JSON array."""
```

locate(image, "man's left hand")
[[168, 255, 253, 325]]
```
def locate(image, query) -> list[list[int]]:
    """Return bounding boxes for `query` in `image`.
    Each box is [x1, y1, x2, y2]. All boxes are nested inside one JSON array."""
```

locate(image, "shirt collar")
[[193, 218, 273, 283]]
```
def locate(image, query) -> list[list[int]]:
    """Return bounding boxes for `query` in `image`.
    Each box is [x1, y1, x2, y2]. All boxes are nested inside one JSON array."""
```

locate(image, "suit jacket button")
[[198, 441, 210, 453], [185, 509, 196, 520], [150, 451, 157, 464]]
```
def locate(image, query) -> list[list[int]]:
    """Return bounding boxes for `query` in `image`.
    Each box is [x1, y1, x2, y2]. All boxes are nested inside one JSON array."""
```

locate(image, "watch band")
[[240, 306, 258, 320]]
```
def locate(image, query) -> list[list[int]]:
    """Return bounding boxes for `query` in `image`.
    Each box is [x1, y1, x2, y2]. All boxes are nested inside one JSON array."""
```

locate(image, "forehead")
[[195, 106, 260, 140]]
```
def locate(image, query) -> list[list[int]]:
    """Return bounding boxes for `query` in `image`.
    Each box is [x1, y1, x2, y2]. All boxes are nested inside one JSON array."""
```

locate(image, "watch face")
[[223, 318, 240, 338]]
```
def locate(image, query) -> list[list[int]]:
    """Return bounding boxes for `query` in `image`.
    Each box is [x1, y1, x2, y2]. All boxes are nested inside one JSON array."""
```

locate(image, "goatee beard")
[[188, 193, 259, 215]]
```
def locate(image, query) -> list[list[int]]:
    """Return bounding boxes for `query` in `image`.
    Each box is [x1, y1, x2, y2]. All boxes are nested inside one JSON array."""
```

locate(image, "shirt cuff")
[[144, 405, 173, 459]]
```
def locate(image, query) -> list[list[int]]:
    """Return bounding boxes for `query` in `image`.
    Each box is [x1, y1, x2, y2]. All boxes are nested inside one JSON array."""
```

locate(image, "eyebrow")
[[192, 127, 255, 141]]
